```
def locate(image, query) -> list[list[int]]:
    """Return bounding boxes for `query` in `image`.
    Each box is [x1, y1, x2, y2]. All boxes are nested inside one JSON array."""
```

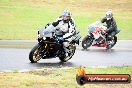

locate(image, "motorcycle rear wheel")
[[59, 45, 76, 62], [106, 36, 117, 49]]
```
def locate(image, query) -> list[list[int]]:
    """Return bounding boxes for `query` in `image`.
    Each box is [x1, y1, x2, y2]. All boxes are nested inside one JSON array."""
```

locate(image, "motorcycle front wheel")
[[29, 44, 42, 63], [82, 35, 93, 49]]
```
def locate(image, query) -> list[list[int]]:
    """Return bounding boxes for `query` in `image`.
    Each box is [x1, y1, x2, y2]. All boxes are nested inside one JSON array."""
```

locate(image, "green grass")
[[0, 67, 132, 88], [0, 0, 132, 40]]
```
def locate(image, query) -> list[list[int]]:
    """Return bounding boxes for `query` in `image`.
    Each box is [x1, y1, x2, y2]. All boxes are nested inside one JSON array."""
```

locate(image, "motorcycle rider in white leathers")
[[42, 10, 77, 52]]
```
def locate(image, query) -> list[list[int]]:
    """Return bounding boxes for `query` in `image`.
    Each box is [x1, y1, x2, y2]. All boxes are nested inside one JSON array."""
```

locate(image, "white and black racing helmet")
[[62, 10, 71, 17], [106, 10, 113, 20], [62, 10, 71, 23]]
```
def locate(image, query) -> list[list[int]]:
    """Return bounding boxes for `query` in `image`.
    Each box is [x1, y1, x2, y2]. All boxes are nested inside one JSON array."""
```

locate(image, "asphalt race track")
[[0, 40, 132, 71]]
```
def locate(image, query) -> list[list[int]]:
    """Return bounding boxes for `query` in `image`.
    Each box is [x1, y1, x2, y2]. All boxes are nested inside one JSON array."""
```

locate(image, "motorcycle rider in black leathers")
[[101, 10, 117, 40]]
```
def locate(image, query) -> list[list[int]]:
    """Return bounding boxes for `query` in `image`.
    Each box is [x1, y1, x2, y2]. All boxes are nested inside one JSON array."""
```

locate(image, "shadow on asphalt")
[[29, 61, 75, 68], [81, 48, 115, 53], [28, 49, 116, 68]]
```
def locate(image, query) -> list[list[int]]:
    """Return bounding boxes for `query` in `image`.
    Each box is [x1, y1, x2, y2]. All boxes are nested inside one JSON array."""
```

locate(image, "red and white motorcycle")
[[82, 21, 120, 49]]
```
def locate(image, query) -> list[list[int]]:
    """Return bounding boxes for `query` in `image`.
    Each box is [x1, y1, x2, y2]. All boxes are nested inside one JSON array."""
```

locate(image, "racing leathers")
[[43, 16, 76, 49], [101, 17, 117, 39]]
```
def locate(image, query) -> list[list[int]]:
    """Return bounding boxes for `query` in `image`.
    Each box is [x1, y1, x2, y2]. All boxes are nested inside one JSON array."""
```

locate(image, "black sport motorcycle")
[[29, 25, 81, 63]]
